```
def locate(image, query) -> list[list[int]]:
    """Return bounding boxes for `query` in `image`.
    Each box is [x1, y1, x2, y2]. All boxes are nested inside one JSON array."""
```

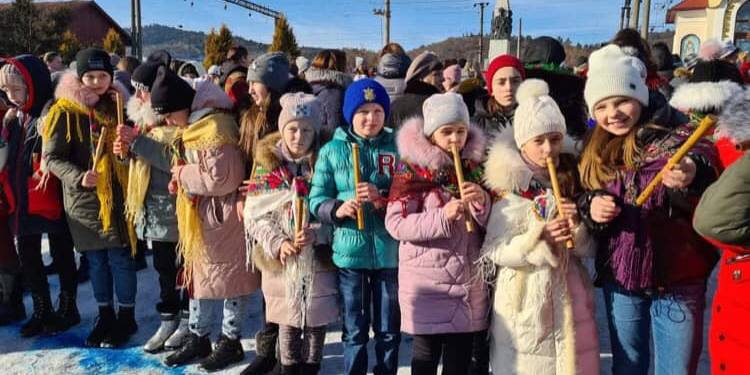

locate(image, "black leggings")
[[411, 331, 479, 375], [151, 241, 189, 314], [18, 232, 76, 296]]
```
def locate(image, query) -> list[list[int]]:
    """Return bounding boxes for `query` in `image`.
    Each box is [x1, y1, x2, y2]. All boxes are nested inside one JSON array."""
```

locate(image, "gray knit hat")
[[422, 93, 470, 136], [278, 92, 322, 134], [405, 51, 443, 84], [246, 52, 290, 93]]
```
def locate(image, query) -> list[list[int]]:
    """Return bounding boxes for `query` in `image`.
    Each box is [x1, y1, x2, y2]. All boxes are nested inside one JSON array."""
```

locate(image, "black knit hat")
[[522, 36, 566, 66], [131, 61, 163, 92], [76, 48, 114, 78], [150, 66, 195, 115], [690, 59, 743, 85], [146, 49, 171, 66]]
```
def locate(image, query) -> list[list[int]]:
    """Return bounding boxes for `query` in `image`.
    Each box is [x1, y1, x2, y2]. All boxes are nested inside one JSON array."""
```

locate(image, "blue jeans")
[[188, 295, 250, 340], [338, 268, 401, 375], [603, 282, 706, 375], [86, 247, 137, 307]]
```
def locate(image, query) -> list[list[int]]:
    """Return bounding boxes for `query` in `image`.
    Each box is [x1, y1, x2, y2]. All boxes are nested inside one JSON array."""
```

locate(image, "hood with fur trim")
[[397, 116, 486, 171], [669, 80, 743, 114], [126, 95, 163, 127], [186, 78, 234, 123], [717, 88, 750, 144], [304, 67, 353, 89], [54, 70, 130, 109], [483, 129, 534, 193], [253, 132, 284, 172]]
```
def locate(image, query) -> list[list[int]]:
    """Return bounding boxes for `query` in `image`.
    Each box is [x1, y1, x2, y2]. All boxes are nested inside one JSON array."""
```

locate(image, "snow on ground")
[[0, 246, 714, 374]]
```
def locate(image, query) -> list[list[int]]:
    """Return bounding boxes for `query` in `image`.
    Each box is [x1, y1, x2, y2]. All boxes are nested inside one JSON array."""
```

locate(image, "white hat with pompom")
[[513, 78, 567, 148]]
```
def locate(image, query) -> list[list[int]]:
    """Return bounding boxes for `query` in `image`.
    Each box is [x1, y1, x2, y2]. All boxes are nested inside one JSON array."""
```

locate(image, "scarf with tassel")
[[41, 97, 137, 254], [173, 112, 239, 288]]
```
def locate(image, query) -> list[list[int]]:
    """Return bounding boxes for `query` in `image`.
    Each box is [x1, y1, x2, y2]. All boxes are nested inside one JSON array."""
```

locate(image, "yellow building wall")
[[672, 10, 710, 54]]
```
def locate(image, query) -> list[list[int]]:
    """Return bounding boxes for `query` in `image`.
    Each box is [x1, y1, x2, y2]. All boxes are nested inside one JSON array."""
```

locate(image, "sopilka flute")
[[635, 115, 717, 207], [351, 143, 365, 230], [92, 127, 108, 169], [451, 144, 474, 233], [115, 92, 127, 158], [546, 156, 575, 250]]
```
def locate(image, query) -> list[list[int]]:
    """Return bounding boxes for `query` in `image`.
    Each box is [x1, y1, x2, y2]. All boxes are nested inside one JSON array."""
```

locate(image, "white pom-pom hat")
[[513, 79, 567, 148]]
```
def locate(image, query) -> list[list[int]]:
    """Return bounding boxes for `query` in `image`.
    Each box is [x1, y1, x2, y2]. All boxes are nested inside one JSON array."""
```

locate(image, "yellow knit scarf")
[[124, 126, 180, 228], [174, 112, 239, 286], [42, 97, 137, 254]]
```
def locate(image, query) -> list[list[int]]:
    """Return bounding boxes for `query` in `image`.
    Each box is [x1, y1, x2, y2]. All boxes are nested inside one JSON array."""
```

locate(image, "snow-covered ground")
[[0, 247, 714, 374]]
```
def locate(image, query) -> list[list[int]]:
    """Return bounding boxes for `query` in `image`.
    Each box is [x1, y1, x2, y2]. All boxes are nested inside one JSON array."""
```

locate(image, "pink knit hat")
[[278, 92, 322, 133], [443, 64, 462, 84]]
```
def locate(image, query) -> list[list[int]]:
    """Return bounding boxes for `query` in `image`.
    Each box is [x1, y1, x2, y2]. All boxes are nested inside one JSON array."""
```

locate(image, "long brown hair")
[[579, 124, 640, 190], [312, 49, 347, 72], [239, 92, 281, 161]]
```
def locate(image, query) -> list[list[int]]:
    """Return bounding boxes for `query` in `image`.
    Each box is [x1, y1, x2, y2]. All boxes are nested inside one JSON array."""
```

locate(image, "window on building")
[[736, 1, 750, 51]]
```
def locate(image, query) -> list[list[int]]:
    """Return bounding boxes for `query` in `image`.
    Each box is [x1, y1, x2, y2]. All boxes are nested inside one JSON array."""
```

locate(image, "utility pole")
[[373, 0, 391, 47], [630, 0, 641, 29], [517, 17, 522, 58], [131, 0, 142, 61], [621, 0, 632, 30], [640, 0, 652, 39], [474, 2, 489, 66]]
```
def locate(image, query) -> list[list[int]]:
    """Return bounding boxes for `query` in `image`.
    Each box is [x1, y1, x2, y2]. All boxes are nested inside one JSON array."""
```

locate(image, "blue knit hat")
[[342, 78, 390, 126]]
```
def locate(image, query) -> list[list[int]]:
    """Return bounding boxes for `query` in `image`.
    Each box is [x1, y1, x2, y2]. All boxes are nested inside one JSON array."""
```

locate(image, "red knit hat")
[[485, 55, 526, 94]]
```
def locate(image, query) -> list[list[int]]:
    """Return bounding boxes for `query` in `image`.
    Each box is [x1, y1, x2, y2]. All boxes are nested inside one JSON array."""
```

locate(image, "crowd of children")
[[0, 29, 748, 375]]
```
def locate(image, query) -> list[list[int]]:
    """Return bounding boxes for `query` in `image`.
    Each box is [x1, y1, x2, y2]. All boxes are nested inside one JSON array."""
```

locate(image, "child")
[[0, 54, 79, 337], [309, 78, 400, 375], [244, 93, 339, 375], [113, 56, 190, 353], [480, 79, 599, 374], [384, 93, 490, 374], [42, 48, 137, 348], [147, 67, 259, 371], [578, 45, 718, 375]]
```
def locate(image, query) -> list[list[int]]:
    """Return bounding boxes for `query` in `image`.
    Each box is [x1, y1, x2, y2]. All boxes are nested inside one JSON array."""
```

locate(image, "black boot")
[[300, 363, 320, 375], [0, 273, 25, 326], [281, 364, 300, 375], [164, 332, 212, 367], [85, 305, 115, 347], [100, 306, 138, 348], [199, 334, 245, 371], [241, 323, 279, 375], [20, 292, 59, 337], [55, 291, 80, 331]]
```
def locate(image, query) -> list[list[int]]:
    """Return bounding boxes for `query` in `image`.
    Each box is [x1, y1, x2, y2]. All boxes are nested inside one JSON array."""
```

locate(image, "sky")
[[27, 0, 676, 50]]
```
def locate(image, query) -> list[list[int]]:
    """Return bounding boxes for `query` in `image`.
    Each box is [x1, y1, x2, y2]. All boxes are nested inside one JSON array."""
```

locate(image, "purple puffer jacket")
[[385, 117, 490, 335]]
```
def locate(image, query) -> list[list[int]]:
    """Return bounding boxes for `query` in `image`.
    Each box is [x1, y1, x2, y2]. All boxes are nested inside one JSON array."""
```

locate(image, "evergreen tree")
[[102, 28, 125, 56], [268, 16, 300, 59], [203, 24, 234, 69], [59, 31, 82, 64], [0, 0, 69, 56]]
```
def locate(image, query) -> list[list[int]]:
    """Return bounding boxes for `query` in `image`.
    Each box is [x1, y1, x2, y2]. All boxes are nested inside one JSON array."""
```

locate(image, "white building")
[[668, 0, 750, 57]]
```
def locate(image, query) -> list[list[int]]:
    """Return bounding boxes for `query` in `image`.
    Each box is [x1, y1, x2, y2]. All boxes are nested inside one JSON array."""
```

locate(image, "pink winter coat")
[[385, 117, 490, 335]]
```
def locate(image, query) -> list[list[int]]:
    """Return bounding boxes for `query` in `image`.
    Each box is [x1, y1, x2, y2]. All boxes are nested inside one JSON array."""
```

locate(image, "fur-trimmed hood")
[[669, 80, 744, 114], [304, 67, 353, 89], [717, 87, 750, 144], [253, 132, 284, 172], [126, 95, 163, 127], [397, 116, 486, 170], [187, 78, 234, 123], [54, 70, 130, 109], [483, 129, 534, 193]]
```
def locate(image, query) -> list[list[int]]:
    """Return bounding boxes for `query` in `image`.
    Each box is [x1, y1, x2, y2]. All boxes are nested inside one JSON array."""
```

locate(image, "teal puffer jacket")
[[310, 126, 399, 269]]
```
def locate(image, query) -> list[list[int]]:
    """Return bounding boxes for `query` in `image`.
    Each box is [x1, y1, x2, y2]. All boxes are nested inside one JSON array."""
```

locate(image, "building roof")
[[667, 0, 709, 23]]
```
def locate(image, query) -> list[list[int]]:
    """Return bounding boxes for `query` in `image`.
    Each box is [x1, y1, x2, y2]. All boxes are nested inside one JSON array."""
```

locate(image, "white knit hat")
[[584, 44, 649, 115], [278, 92, 322, 133], [422, 93, 470, 136], [513, 79, 566, 148]]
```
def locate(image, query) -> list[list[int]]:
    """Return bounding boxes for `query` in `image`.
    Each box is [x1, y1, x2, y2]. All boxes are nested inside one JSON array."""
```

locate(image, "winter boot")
[[240, 324, 278, 375], [85, 305, 115, 347], [20, 292, 59, 337], [164, 310, 190, 350], [55, 291, 80, 331], [144, 313, 179, 353], [280, 364, 301, 375], [100, 306, 138, 348], [0, 273, 25, 326], [163, 332, 211, 367], [199, 334, 245, 372], [301, 363, 321, 375]]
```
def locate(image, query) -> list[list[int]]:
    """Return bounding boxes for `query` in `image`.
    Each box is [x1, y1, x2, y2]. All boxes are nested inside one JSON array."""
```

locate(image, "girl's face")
[[249, 81, 270, 106], [430, 122, 468, 154], [0, 82, 28, 108], [164, 109, 190, 127], [492, 67, 523, 108], [593, 97, 643, 136], [352, 103, 385, 139], [521, 132, 564, 168], [283, 120, 316, 159], [81, 71, 112, 96]]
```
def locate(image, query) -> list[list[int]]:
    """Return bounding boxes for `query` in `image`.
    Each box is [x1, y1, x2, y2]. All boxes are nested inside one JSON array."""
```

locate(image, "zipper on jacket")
[[13, 116, 30, 235], [727, 254, 750, 265]]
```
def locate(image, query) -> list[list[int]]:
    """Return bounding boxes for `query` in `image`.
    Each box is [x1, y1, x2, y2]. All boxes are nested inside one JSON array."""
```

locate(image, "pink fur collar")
[[397, 116, 486, 170], [55, 70, 130, 108]]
